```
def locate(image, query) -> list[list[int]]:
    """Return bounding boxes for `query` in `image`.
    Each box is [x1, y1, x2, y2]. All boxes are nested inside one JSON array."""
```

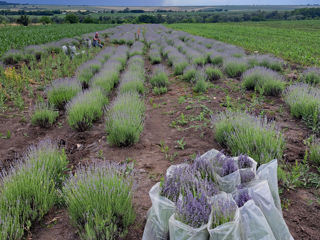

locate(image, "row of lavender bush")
[[0, 139, 135, 239], [105, 42, 146, 146]]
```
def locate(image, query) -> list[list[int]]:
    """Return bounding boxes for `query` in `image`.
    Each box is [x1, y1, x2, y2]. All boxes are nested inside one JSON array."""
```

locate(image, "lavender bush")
[[63, 163, 135, 240], [233, 189, 252, 208], [302, 67, 320, 85], [31, 102, 59, 128], [284, 83, 320, 132], [0, 140, 67, 239], [106, 92, 145, 146], [67, 88, 107, 131], [47, 78, 81, 110], [224, 58, 248, 78], [213, 111, 285, 164], [242, 66, 285, 96]]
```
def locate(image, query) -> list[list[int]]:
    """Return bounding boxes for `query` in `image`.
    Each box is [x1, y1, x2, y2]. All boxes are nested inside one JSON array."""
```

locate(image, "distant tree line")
[[1, 7, 319, 25]]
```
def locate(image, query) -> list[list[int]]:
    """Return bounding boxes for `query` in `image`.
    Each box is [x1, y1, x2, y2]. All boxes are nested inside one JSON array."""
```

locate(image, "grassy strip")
[[213, 111, 285, 164], [0, 140, 67, 239], [63, 163, 135, 239]]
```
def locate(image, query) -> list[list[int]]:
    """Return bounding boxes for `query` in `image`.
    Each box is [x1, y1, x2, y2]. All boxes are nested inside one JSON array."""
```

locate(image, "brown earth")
[[0, 58, 319, 240]]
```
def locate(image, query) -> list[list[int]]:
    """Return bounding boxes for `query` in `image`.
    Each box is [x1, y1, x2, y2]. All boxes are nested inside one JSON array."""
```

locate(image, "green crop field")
[[167, 20, 320, 67], [0, 23, 114, 56]]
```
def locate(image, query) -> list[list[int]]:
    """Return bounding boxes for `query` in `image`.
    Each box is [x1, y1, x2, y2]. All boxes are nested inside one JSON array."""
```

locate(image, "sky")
[[4, 0, 319, 6]]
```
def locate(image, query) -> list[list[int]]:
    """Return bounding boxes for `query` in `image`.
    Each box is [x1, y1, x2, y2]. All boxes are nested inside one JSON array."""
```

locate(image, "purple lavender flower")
[[233, 189, 251, 207], [238, 154, 252, 168], [220, 158, 238, 177], [176, 188, 211, 228]]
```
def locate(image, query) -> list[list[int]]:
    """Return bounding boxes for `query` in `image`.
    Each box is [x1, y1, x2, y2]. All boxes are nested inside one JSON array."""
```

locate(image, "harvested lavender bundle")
[[233, 189, 251, 207], [192, 155, 215, 181], [238, 154, 252, 168], [210, 195, 237, 229], [220, 157, 238, 177], [176, 188, 211, 228], [160, 165, 191, 203]]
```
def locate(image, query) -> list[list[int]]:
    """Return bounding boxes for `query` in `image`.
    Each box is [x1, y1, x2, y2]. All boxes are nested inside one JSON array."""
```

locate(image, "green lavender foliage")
[[213, 111, 285, 164], [0, 140, 67, 239], [63, 163, 135, 240]]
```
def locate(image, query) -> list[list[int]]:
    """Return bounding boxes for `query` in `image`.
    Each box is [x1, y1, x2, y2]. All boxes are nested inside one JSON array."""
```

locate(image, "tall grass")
[[213, 111, 285, 164], [63, 163, 135, 240], [0, 140, 67, 239], [67, 88, 107, 131]]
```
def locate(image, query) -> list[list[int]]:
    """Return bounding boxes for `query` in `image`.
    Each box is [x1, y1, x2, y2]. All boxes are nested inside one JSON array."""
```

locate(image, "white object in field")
[[247, 179, 294, 240], [142, 183, 175, 240], [257, 159, 281, 211], [62, 45, 68, 54], [169, 213, 209, 240], [239, 200, 276, 240], [87, 39, 92, 48]]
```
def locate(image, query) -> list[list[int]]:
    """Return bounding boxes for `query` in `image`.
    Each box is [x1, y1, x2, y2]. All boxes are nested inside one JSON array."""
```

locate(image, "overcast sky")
[[5, 0, 319, 6]]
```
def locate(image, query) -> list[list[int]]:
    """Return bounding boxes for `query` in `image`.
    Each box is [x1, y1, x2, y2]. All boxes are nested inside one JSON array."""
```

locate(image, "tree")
[[65, 13, 79, 24], [40, 16, 51, 24], [17, 15, 29, 26]]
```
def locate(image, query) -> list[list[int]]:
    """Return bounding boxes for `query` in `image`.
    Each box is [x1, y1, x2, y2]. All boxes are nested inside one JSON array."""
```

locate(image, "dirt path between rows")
[[0, 57, 319, 239]]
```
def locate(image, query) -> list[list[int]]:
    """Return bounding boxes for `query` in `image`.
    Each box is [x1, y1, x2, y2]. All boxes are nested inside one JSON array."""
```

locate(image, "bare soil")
[[0, 59, 319, 240]]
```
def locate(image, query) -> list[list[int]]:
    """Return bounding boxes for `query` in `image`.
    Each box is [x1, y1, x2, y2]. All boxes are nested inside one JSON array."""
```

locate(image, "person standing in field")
[[92, 32, 103, 48]]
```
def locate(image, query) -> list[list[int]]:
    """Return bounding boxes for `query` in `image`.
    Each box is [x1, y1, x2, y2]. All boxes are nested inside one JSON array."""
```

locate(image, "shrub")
[[210, 55, 223, 66], [224, 58, 248, 78], [119, 56, 145, 94], [150, 65, 168, 88], [77, 60, 101, 89], [248, 55, 283, 72], [182, 65, 197, 82], [47, 78, 81, 110], [173, 62, 188, 75], [242, 66, 285, 96], [284, 83, 320, 132], [63, 163, 135, 240], [2, 51, 35, 65], [31, 103, 59, 128], [212, 111, 285, 164], [149, 46, 162, 64], [67, 88, 107, 131], [106, 92, 145, 146], [302, 68, 320, 85], [129, 41, 144, 57], [193, 71, 208, 93], [91, 60, 122, 94], [205, 66, 223, 81], [0, 140, 67, 239]]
